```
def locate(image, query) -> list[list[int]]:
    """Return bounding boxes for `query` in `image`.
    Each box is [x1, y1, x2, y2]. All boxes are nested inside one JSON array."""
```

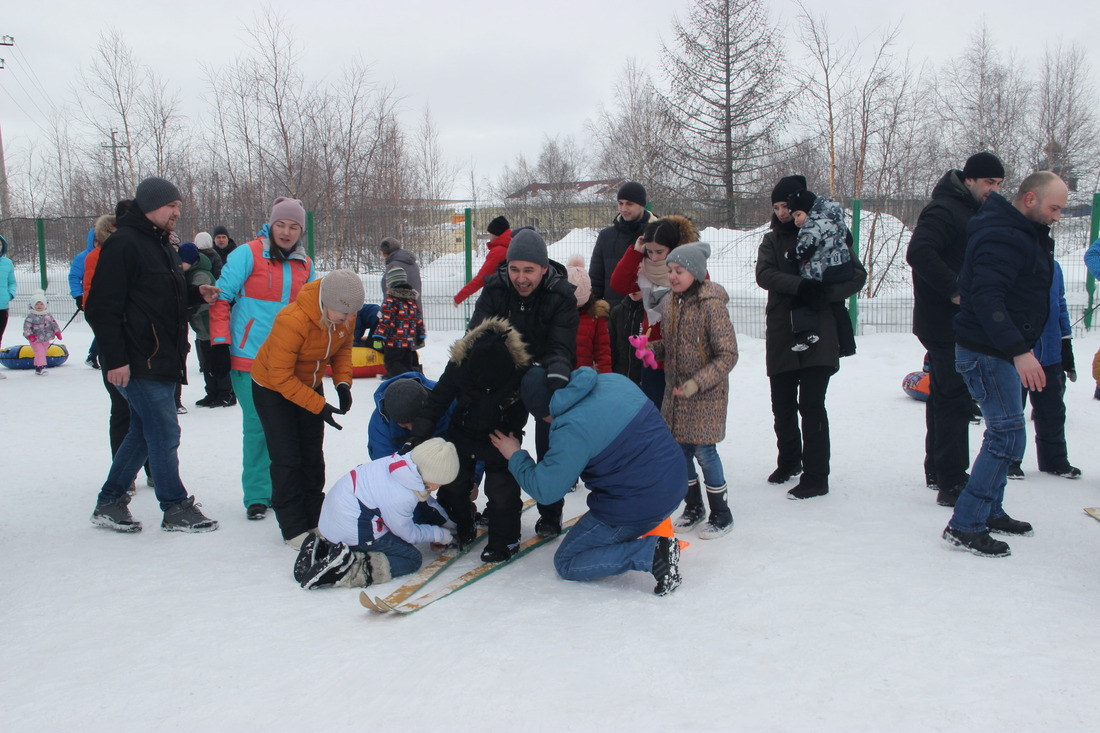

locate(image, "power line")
[[9, 45, 60, 116]]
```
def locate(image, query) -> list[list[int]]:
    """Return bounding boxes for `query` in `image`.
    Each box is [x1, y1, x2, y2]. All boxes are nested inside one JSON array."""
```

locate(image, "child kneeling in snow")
[[295, 438, 460, 590]]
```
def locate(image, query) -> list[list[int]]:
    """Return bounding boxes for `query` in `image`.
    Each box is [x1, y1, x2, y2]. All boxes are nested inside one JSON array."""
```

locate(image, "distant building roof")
[[506, 179, 626, 200]]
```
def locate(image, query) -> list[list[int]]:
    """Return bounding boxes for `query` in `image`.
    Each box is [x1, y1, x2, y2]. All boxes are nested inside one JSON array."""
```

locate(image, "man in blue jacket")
[[490, 366, 687, 595], [944, 171, 1069, 558]]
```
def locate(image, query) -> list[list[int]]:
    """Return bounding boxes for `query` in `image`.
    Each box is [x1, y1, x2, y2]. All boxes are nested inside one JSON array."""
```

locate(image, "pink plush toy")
[[628, 334, 658, 370]]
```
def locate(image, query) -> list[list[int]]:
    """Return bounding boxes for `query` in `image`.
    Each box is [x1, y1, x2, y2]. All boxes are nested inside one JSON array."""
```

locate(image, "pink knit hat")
[[269, 197, 306, 230], [566, 254, 592, 307]]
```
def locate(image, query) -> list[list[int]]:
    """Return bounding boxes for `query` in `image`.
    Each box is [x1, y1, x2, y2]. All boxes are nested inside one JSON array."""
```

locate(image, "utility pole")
[[0, 35, 13, 220], [102, 129, 128, 203]]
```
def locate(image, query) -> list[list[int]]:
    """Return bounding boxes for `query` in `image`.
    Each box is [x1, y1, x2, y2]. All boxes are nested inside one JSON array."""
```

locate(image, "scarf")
[[639, 256, 672, 324]]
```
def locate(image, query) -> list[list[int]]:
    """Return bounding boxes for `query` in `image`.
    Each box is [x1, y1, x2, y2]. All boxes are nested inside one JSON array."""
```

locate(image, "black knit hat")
[[506, 227, 548, 267], [135, 177, 182, 213], [383, 378, 430, 424], [521, 366, 553, 419], [786, 189, 818, 215], [771, 175, 807, 204], [962, 152, 1005, 180], [212, 225, 230, 239], [617, 181, 647, 207], [487, 216, 510, 237]]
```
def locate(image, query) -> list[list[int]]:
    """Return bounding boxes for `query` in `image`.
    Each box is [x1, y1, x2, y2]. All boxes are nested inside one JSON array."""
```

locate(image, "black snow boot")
[[651, 536, 682, 596], [698, 484, 734, 539], [535, 507, 563, 538], [301, 543, 355, 589], [936, 482, 964, 507], [986, 513, 1034, 536], [768, 462, 802, 484], [480, 543, 519, 563], [293, 533, 332, 584], [942, 526, 1011, 557], [672, 479, 706, 533]]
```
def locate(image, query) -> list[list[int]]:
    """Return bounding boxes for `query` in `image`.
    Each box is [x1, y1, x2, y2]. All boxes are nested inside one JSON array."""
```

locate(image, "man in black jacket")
[[470, 226, 579, 541], [943, 171, 1068, 558], [85, 177, 221, 535], [588, 181, 657, 309], [906, 152, 1004, 507]]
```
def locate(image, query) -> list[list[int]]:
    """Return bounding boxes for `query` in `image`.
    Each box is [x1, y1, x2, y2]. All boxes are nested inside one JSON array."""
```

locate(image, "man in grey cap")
[[85, 176, 221, 534]]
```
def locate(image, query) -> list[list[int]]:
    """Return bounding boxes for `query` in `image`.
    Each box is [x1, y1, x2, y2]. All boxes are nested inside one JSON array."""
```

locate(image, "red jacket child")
[[567, 255, 611, 373]]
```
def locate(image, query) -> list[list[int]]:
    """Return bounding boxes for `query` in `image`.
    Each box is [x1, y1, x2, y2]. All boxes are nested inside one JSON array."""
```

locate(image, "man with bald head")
[[943, 171, 1069, 557]]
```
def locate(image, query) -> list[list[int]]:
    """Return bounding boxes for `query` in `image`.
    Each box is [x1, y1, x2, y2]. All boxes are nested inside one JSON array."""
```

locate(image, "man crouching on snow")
[[295, 438, 459, 589], [489, 366, 688, 596]]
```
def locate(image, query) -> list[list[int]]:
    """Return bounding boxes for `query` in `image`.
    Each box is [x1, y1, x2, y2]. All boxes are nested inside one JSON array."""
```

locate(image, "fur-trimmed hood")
[[385, 284, 420, 301], [586, 299, 610, 319], [449, 316, 530, 368]]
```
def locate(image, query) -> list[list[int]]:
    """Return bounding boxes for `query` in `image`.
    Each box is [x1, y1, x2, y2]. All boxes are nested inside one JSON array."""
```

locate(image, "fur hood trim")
[[661, 214, 699, 246], [386, 284, 420, 300], [588, 299, 610, 319], [449, 316, 531, 368]]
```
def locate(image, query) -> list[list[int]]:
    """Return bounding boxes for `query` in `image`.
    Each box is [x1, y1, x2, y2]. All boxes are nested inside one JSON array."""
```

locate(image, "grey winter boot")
[[90, 494, 142, 533], [161, 496, 219, 533], [698, 484, 734, 540], [672, 479, 706, 533], [334, 552, 393, 588]]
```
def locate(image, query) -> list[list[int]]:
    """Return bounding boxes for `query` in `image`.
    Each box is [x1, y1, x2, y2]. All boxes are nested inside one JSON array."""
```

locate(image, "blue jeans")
[[354, 511, 424, 578], [949, 347, 1026, 532], [680, 443, 725, 487], [96, 378, 189, 509], [554, 512, 663, 581]]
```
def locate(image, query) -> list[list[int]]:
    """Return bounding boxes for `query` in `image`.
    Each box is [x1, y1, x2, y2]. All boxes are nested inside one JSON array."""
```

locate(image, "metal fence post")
[[1086, 193, 1100, 330], [36, 218, 47, 290], [464, 207, 473, 284], [849, 199, 861, 330], [306, 210, 315, 262]]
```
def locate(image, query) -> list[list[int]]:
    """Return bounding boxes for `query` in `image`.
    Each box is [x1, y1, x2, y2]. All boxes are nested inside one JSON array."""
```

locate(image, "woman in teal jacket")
[[0, 233, 16, 355]]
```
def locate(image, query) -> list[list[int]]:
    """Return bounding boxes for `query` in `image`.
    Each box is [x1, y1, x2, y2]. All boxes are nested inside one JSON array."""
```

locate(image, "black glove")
[[784, 247, 800, 263], [336, 383, 353, 414], [797, 279, 828, 310], [321, 404, 343, 430], [1062, 338, 1077, 382], [75, 295, 84, 311], [207, 343, 231, 378]]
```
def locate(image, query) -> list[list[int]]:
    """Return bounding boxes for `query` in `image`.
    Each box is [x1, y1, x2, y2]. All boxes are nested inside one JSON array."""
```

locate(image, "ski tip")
[[373, 595, 411, 614], [1084, 507, 1100, 520], [360, 591, 387, 613]]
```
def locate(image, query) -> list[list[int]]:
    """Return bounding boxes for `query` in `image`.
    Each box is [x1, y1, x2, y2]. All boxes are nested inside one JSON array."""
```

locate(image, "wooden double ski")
[[359, 499, 536, 612], [366, 515, 581, 615], [1084, 507, 1100, 522]]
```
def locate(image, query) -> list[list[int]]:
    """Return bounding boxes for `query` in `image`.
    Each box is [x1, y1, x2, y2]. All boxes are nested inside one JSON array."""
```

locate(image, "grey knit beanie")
[[506, 227, 548, 267], [666, 242, 711, 283], [410, 438, 460, 486], [269, 197, 306, 230], [383, 378, 430, 424], [135, 177, 182, 213], [320, 270, 366, 314]]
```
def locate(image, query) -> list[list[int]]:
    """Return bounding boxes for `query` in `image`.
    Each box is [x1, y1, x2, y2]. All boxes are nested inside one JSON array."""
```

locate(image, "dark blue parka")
[[953, 192, 1054, 360]]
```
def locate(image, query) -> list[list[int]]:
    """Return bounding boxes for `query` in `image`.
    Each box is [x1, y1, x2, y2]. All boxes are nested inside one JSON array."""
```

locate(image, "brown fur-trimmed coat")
[[651, 281, 738, 445]]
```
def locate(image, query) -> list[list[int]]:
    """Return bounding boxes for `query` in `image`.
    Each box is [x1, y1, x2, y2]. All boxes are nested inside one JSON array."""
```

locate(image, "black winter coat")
[[470, 260, 579, 385], [953, 192, 1053, 360], [85, 207, 202, 382], [906, 170, 980, 343], [756, 215, 867, 377], [589, 210, 657, 307]]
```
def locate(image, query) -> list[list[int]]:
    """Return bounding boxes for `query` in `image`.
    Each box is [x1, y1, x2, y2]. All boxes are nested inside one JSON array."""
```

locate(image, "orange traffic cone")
[[642, 517, 689, 551]]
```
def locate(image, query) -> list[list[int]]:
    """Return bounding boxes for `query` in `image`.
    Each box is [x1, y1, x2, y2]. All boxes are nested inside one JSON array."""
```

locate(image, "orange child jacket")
[[250, 278, 355, 414]]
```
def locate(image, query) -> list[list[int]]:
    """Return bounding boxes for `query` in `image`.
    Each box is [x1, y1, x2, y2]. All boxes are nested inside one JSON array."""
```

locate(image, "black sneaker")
[[787, 481, 828, 500], [301, 543, 354, 589], [293, 534, 332, 584], [986, 513, 1034, 536], [942, 526, 1011, 557], [161, 496, 219, 533], [652, 536, 682, 596], [937, 483, 964, 507], [90, 495, 142, 533], [1007, 462, 1025, 479], [535, 516, 562, 538], [247, 503, 268, 520], [1042, 466, 1082, 479], [480, 544, 518, 563], [195, 395, 218, 407], [85, 356, 100, 369], [768, 463, 802, 484]]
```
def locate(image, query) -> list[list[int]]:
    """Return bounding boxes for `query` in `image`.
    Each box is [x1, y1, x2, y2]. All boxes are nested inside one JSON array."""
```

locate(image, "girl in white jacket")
[[296, 438, 459, 589]]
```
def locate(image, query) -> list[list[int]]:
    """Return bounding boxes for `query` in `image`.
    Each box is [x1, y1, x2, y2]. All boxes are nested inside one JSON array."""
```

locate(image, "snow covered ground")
[[2, 324, 1098, 731]]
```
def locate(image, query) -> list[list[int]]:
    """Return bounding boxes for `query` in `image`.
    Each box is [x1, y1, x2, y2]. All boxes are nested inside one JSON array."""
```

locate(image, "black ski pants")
[[769, 366, 832, 489], [921, 339, 972, 490]]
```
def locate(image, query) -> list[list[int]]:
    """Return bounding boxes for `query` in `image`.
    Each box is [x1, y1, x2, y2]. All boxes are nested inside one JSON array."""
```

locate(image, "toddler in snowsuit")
[[23, 290, 62, 376], [296, 437, 460, 589], [566, 255, 612, 373], [648, 242, 739, 540], [375, 266, 425, 378], [784, 189, 856, 355]]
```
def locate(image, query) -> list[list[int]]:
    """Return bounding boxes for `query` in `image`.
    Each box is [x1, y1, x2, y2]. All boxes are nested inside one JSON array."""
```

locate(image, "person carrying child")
[[784, 189, 857, 355], [375, 266, 425, 378], [23, 290, 62, 376], [296, 438, 460, 589], [250, 270, 364, 548], [644, 243, 738, 539]]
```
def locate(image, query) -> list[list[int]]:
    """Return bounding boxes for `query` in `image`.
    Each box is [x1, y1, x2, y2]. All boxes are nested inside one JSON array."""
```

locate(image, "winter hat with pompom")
[[410, 438, 460, 486], [29, 289, 48, 309], [566, 254, 591, 307]]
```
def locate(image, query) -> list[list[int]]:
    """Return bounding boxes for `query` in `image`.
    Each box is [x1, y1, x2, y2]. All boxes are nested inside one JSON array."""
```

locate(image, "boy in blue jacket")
[[490, 366, 687, 595]]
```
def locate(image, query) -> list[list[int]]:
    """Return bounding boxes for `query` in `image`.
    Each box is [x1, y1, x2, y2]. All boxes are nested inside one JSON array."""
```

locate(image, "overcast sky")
[[2, 0, 1096, 198]]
